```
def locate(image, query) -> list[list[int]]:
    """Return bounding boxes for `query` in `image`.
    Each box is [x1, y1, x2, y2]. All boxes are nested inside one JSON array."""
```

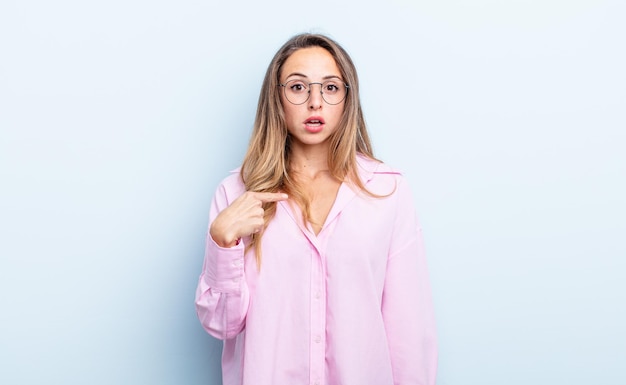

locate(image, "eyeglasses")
[[278, 79, 349, 105]]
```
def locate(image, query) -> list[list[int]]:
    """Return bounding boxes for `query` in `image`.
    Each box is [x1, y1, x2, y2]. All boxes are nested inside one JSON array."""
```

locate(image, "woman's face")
[[279, 46, 346, 151]]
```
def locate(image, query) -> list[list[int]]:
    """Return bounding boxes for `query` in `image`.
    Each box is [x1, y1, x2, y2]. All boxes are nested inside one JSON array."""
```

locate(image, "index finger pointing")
[[255, 192, 289, 202]]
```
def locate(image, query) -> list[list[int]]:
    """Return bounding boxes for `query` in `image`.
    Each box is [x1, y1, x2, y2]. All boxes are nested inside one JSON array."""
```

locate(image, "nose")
[[308, 83, 323, 110]]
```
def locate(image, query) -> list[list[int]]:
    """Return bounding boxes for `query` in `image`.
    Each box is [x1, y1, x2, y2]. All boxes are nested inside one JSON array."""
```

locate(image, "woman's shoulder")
[[355, 154, 413, 199], [221, 167, 244, 184], [214, 168, 246, 202], [356, 154, 403, 182]]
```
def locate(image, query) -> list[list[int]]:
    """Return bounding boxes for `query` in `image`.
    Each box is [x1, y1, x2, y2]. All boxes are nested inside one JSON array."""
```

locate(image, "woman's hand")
[[210, 192, 288, 248]]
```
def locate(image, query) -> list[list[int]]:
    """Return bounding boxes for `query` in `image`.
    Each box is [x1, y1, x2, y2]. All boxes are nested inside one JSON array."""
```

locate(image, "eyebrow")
[[284, 72, 342, 81]]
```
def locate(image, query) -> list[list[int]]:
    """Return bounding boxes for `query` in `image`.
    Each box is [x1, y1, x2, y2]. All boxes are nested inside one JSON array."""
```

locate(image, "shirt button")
[[315, 291, 321, 299], [314, 335, 321, 343]]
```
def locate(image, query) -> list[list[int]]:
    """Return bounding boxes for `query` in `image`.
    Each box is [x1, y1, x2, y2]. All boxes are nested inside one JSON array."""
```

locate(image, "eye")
[[324, 83, 340, 93], [288, 81, 307, 93]]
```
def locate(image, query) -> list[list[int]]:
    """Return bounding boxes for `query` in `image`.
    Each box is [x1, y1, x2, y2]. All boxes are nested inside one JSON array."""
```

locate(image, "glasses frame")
[[278, 79, 350, 105]]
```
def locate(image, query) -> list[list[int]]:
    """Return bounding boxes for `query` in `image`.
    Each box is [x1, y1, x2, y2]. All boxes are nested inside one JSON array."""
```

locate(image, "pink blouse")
[[195, 155, 437, 385]]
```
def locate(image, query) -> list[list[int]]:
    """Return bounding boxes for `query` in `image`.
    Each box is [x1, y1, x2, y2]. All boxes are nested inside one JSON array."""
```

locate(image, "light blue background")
[[1, 1, 624, 384]]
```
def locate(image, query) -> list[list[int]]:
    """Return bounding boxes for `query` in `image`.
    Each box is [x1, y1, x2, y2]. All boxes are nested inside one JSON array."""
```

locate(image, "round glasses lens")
[[284, 80, 309, 105], [320, 80, 347, 105]]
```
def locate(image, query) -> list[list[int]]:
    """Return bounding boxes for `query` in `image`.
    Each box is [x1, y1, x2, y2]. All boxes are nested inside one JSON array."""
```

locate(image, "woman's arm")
[[195, 182, 250, 340], [195, 179, 288, 340], [382, 176, 438, 385]]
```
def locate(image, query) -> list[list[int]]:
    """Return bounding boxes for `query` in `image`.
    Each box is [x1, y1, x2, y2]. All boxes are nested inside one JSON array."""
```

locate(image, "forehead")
[[281, 46, 341, 80]]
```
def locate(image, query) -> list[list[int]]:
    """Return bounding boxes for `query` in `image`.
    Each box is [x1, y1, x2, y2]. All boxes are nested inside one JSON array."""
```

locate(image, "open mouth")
[[304, 117, 325, 126]]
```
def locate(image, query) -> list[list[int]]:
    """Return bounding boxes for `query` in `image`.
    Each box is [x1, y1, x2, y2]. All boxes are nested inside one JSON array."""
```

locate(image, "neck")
[[288, 142, 330, 179]]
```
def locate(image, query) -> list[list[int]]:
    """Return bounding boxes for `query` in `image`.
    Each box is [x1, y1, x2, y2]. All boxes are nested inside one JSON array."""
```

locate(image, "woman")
[[196, 33, 437, 385]]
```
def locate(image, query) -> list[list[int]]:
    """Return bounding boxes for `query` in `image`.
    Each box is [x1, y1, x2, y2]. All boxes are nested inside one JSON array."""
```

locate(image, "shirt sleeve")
[[195, 180, 249, 340], [382, 176, 438, 385]]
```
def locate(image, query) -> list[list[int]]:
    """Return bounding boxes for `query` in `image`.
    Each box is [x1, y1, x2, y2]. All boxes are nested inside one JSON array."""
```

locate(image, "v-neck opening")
[[279, 181, 359, 245], [277, 154, 381, 246]]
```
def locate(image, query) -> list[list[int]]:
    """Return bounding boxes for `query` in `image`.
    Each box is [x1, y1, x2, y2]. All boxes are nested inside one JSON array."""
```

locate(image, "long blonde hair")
[[241, 33, 378, 267]]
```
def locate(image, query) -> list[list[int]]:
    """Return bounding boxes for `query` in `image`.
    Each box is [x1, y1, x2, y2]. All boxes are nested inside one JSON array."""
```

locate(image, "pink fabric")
[[195, 155, 437, 385]]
